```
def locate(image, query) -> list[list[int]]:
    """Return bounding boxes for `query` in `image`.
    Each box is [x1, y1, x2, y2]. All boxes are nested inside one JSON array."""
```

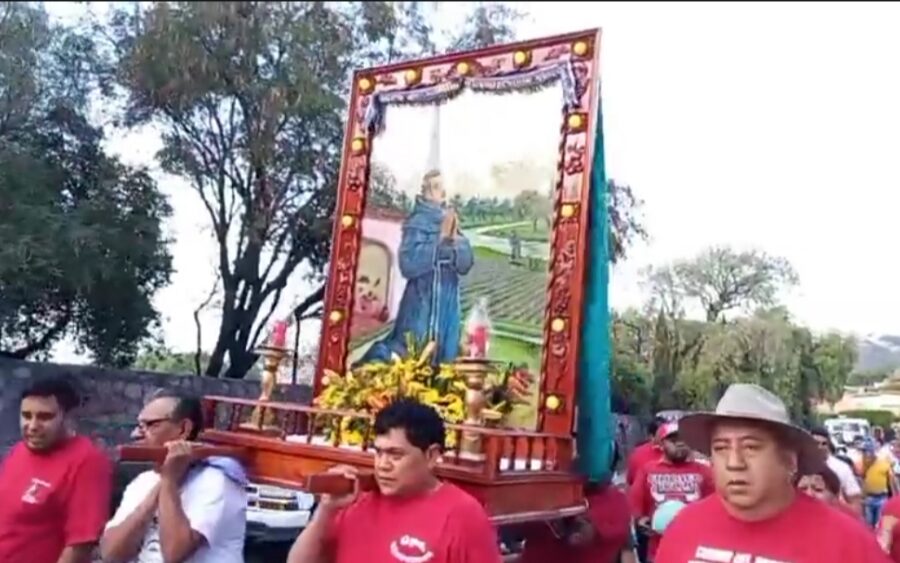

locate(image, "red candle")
[[271, 320, 288, 348]]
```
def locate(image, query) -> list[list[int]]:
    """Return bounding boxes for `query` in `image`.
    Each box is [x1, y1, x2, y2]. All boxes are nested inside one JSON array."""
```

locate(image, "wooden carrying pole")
[[117, 443, 377, 495]]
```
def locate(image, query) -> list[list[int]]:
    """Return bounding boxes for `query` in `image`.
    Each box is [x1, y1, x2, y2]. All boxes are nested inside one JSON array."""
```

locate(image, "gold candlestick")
[[453, 357, 501, 455], [241, 344, 291, 433]]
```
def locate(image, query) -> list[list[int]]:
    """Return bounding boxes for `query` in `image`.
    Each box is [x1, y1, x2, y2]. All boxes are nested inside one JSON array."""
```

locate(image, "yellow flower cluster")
[[314, 339, 513, 449]]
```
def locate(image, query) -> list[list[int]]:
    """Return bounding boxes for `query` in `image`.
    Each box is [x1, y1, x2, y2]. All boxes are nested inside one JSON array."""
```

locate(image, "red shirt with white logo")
[[520, 484, 631, 563], [629, 457, 713, 558], [328, 482, 501, 563], [626, 441, 661, 486], [656, 492, 890, 563], [0, 436, 113, 563]]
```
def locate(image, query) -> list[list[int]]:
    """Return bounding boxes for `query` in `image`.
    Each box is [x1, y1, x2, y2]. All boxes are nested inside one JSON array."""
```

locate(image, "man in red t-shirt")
[[288, 398, 501, 563], [630, 421, 713, 561], [655, 383, 888, 563], [0, 377, 113, 563], [628, 417, 663, 563], [626, 417, 663, 486], [520, 444, 633, 563]]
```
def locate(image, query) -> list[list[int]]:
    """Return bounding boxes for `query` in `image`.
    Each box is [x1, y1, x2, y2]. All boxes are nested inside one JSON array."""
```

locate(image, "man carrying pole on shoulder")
[[100, 389, 247, 563], [288, 398, 501, 563]]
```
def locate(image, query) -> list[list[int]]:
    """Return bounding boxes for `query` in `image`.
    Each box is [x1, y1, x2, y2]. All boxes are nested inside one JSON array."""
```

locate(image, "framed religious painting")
[[316, 28, 603, 439], [118, 27, 608, 523]]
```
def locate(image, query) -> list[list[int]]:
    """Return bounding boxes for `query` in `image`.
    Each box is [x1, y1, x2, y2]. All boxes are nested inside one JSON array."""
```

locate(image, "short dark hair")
[[810, 426, 835, 453], [150, 388, 204, 440], [374, 398, 445, 452], [21, 377, 80, 412], [797, 465, 841, 496]]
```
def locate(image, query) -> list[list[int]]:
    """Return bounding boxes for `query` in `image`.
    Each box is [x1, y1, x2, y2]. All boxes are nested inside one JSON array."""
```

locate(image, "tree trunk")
[[221, 305, 261, 379], [205, 327, 229, 377], [205, 288, 237, 377], [224, 346, 258, 379], [2, 310, 72, 359]]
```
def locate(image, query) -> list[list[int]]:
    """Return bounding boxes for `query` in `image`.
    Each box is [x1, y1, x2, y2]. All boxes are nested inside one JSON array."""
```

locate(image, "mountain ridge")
[[856, 334, 900, 374]]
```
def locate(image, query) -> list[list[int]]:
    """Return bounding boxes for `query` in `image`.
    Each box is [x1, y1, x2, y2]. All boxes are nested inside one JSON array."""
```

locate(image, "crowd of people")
[[609, 388, 900, 563], [3, 376, 900, 562]]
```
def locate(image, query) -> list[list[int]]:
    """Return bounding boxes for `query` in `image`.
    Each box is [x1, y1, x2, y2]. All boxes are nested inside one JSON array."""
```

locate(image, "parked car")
[[112, 462, 314, 545], [245, 481, 315, 542]]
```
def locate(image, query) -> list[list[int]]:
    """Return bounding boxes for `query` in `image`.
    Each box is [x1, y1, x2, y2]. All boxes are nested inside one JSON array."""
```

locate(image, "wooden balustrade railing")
[[193, 395, 586, 523], [201, 395, 573, 480]]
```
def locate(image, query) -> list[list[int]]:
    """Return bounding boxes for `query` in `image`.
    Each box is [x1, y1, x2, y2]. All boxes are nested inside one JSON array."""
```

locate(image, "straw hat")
[[679, 383, 824, 474]]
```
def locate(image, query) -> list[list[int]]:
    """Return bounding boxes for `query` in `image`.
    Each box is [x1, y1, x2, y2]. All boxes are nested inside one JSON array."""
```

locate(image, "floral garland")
[[314, 335, 532, 448]]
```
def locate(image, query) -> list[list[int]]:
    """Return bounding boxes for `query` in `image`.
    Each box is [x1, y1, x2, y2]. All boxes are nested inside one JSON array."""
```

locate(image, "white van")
[[824, 417, 871, 446], [245, 482, 315, 542]]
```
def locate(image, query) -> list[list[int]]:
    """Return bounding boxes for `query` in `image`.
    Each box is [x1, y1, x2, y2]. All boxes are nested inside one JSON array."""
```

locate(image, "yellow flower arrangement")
[[314, 335, 532, 449]]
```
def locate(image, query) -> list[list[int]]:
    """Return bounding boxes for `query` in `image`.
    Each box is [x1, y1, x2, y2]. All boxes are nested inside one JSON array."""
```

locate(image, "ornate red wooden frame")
[[315, 28, 603, 439]]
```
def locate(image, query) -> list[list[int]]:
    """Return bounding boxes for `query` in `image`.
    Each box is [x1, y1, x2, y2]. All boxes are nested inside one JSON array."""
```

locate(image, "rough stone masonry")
[[0, 359, 311, 455]]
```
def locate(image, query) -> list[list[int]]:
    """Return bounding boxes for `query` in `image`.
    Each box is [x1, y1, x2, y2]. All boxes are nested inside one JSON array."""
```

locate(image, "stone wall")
[[0, 359, 312, 455]]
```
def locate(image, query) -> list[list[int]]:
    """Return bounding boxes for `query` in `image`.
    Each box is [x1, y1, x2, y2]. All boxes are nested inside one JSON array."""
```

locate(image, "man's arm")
[[287, 504, 342, 563], [59, 448, 114, 563], [628, 467, 650, 518], [156, 474, 208, 563], [100, 481, 161, 563], [833, 458, 864, 515], [56, 545, 94, 563]]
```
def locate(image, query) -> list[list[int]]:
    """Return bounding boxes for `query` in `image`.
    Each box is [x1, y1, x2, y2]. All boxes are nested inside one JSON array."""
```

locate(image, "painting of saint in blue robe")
[[358, 170, 474, 366]]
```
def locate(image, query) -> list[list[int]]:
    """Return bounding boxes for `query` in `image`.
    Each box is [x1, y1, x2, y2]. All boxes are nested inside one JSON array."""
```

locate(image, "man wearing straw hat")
[[655, 383, 888, 563]]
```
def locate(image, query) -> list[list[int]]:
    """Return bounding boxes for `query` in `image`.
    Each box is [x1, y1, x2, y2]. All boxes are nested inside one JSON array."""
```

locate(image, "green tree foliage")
[[134, 348, 205, 375], [849, 369, 893, 388], [103, 1, 530, 378], [0, 2, 172, 366], [607, 180, 648, 265], [612, 247, 856, 427], [646, 246, 800, 323]]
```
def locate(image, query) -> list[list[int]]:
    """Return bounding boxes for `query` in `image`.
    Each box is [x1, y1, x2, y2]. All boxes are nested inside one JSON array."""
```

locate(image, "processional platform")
[[124, 26, 607, 525], [198, 395, 585, 524]]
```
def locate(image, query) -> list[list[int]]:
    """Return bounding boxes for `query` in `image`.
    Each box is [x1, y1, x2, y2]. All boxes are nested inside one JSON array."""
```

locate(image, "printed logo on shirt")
[[135, 516, 162, 563], [388, 535, 435, 563], [690, 545, 791, 563], [21, 478, 51, 504], [649, 472, 704, 503]]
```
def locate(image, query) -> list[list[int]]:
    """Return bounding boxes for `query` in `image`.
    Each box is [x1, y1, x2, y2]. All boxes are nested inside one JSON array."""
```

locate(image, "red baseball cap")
[[657, 421, 679, 441]]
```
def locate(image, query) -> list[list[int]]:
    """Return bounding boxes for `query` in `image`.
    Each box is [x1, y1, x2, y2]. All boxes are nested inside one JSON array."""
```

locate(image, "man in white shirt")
[[811, 426, 862, 516], [100, 389, 247, 563]]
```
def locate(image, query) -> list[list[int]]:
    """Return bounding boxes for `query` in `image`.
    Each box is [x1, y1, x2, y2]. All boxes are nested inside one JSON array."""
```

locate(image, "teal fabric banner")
[[576, 96, 613, 483]]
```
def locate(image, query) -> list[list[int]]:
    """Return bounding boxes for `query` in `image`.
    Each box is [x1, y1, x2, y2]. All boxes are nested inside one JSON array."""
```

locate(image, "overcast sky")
[[47, 2, 900, 362]]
